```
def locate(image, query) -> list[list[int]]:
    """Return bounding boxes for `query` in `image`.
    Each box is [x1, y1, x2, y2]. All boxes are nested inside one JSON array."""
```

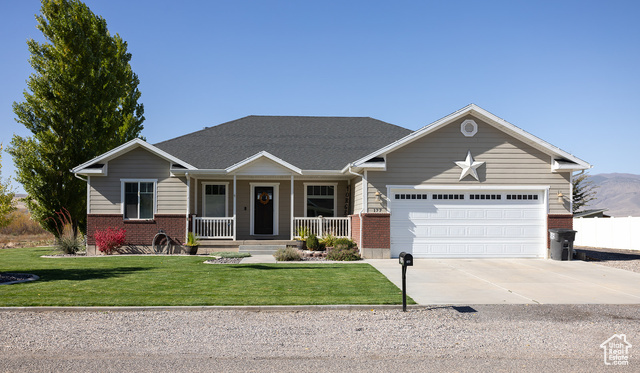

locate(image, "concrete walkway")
[[366, 258, 640, 305], [240, 255, 276, 264]]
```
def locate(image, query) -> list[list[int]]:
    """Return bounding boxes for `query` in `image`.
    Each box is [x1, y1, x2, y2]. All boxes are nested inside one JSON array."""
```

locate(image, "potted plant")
[[294, 226, 309, 250], [185, 232, 200, 255]]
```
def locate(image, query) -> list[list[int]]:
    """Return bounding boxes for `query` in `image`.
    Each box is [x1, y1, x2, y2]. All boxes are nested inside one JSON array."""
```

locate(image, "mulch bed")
[[0, 273, 39, 284]]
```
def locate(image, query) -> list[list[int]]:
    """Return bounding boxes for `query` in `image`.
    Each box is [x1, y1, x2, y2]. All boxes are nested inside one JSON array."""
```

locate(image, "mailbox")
[[398, 252, 413, 312], [399, 252, 413, 266]]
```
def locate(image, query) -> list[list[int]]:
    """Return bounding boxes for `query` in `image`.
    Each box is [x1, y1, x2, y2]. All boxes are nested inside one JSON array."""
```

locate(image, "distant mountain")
[[587, 173, 640, 217]]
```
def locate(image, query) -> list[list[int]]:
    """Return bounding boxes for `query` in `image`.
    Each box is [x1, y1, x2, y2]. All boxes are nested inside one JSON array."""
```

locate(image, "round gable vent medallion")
[[461, 119, 478, 137]]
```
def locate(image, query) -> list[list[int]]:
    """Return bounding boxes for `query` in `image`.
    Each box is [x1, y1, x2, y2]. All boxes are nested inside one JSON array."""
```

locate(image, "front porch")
[[185, 173, 353, 241]]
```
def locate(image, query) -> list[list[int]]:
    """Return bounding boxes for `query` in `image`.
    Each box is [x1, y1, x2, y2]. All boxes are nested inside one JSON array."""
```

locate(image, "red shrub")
[[94, 228, 126, 255]]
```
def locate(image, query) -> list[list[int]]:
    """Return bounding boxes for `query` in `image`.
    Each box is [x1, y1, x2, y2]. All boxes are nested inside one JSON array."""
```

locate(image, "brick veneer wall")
[[350, 213, 390, 249], [87, 214, 186, 248], [547, 214, 573, 248]]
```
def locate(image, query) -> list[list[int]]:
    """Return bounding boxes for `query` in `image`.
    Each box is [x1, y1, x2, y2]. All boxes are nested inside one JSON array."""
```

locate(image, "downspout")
[[348, 165, 364, 251], [186, 172, 190, 243]]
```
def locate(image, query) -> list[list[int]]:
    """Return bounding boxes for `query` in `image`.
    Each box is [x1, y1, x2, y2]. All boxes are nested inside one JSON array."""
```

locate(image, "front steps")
[[197, 240, 298, 255]]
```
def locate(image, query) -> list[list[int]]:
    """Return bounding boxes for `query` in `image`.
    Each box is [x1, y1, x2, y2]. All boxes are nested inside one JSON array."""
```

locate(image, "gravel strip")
[[203, 257, 243, 264], [575, 246, 640, 273], [0, 305, 638, 372]]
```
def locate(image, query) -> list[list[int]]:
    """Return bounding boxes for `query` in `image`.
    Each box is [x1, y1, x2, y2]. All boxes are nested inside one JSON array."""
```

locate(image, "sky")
[[1, 0, 639, 194]]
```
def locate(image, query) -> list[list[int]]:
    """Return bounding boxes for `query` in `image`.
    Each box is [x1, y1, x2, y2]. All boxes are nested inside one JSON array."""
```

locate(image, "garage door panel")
[[390, 189, 545, 258]]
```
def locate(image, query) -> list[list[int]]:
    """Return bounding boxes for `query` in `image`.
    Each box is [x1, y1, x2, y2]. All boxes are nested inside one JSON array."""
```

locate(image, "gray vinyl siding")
[[366, 115, 572, 214], [89, 147, 187, 215], [352, 177, 363, 214]]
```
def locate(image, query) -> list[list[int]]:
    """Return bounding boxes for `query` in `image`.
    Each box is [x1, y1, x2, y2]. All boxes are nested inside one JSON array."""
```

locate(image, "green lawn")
[[0, 247, 413, 306]]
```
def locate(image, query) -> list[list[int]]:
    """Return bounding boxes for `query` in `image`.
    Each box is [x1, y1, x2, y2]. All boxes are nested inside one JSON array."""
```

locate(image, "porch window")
[[306, 185, 335, 217], [122, 180, 156, 219], [203, 183, 227, 217]]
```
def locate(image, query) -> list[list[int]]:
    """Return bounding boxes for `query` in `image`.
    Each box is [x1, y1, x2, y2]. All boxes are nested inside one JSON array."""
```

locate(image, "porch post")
[[233, 174, 237, 241], [185, 173, 190, 242], [290, 175, 294, 240]]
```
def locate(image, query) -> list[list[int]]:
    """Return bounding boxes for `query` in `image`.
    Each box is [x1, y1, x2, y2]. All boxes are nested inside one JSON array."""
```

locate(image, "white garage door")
[[390, 189, 546, 258]]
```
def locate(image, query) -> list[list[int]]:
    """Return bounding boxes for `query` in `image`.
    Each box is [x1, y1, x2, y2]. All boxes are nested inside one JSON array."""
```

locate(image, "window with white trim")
[[203, 184, 227, 217], [123, 180, 156, 219], [306, 185, 335, 217]]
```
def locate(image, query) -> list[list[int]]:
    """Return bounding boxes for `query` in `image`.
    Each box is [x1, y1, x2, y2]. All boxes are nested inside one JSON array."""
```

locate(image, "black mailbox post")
[[399, 252, 413, 312]]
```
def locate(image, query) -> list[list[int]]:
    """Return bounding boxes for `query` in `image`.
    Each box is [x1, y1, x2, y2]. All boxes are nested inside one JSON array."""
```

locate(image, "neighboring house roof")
[[350, 104, 592, 171], [153, 116, 412, 170], [574, 209, 610, 218]]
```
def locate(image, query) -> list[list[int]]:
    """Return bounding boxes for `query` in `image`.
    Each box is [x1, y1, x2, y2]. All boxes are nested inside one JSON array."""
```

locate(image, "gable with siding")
[[89, 147, 187, 215], [366, 114, 571, 214]]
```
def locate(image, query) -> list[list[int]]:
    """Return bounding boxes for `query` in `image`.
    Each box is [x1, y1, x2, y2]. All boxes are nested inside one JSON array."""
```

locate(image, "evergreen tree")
[[8, 0, 144, 235], [0, 145, 17, 229], [573, 171, 598, 213]]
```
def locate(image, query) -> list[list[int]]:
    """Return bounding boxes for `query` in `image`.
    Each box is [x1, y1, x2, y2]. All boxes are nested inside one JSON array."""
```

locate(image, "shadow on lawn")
[[229, 264, 349, 270], [26, 267, 149, 283]]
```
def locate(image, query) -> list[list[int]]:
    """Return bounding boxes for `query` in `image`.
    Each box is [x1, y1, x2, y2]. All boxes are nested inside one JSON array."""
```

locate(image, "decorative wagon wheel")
[[258, 191, 271, 205]]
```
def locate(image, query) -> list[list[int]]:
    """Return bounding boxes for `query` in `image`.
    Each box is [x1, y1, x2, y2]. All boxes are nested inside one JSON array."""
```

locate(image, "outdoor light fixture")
[[557, 191, 564, 204], [375, 191, 382, 202]]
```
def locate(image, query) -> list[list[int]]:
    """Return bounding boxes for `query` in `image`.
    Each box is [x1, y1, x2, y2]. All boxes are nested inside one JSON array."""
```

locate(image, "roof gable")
[[352, 104, 591, 171], [226, 151, 302, 175], [72, 138, 195, 175]]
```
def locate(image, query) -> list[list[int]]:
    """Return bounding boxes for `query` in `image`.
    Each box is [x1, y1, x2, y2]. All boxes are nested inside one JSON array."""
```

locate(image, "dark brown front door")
[[254, 186, 274, 235]]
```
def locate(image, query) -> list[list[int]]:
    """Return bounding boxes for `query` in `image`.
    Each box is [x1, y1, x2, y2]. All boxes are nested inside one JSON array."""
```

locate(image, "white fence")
[[573, 217, 640, 251], [293, 217, 351, 238]]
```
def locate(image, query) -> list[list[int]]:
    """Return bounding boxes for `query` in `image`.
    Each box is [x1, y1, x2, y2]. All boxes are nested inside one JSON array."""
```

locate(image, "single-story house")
[[72, 104, 591, 258]]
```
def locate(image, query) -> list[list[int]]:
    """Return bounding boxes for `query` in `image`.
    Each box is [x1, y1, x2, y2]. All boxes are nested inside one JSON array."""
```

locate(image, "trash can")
[[549, 229, 577, 261]]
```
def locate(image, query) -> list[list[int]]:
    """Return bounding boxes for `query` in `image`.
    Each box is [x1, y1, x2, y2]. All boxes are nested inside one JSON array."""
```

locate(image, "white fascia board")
[[173, 169, 227, 176], [77, 168, 106, 175], [387, 184, 551, 191], [226, 151, 302, 175], [351, 104, 592, 170], [300, 170, 346, 176], [552, 159, 590, 172], [72, 138, 197, 173]]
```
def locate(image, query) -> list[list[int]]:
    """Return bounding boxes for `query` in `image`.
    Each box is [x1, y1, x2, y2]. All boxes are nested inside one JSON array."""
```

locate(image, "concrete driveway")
[[366, 258, 640, 305]]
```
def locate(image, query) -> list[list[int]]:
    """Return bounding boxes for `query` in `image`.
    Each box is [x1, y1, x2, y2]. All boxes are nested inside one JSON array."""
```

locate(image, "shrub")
[[47, 208, 83, 254], [273, 247, 302, 261], [306, 234, 320, 250], [56, 223, 84, 254], [94, 227, 126, 255], [333, 237, 356, 250], [321, 233, 336, 248], [0, 209, 49, 236], [327, 246, 361, 261]]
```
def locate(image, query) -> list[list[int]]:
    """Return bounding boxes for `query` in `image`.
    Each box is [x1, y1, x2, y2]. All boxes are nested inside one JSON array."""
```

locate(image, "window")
[[306, 184, 335, 217], [122, 180, 156, 219], [203, 183, 227, 217]]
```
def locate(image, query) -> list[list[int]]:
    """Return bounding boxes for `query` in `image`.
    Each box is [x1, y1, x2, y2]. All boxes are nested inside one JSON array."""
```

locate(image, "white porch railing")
[[193, 217, 235, 239], [293, 217, 351, 238]]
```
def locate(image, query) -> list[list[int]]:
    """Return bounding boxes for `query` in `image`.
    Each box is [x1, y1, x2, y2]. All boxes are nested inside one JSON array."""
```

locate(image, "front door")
[[254, 186, 274, 235]]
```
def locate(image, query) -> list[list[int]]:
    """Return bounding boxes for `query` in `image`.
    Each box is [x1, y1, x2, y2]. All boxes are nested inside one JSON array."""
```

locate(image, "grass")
[[0, 247, 414, 306]]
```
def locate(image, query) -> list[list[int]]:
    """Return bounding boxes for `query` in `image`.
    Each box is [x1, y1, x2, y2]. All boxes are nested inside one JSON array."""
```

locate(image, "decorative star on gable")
[[455, 151, 485, 181]]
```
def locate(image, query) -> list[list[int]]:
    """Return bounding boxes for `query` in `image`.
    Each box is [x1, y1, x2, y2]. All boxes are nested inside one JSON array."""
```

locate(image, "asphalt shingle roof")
[[154, 116, 412, 170]]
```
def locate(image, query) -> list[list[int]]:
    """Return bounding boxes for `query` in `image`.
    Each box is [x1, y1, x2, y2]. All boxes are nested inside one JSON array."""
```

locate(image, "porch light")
[[375, 191, 382, 202], [557, 191, 564, 204]]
